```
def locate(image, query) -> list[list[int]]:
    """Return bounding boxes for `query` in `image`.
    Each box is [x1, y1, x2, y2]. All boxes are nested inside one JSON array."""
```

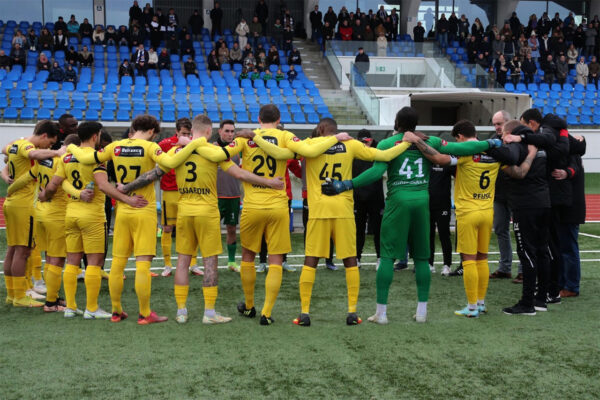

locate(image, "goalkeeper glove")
[[321, 178, 353, 196], [486, 138, 503, 148]]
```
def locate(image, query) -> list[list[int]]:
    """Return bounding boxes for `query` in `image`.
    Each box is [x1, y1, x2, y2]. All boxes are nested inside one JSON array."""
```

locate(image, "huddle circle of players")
[[2, 104, 573, 325]]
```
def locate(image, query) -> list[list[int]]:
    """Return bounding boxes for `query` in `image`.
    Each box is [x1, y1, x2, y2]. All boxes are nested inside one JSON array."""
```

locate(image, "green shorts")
[[380, 192, 430, 260], [218, 198, 241, 226]]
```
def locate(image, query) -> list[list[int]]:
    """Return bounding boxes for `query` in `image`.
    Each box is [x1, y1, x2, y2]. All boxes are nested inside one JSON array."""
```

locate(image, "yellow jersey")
[[228, 128, 298, 209], [4, 139, 36, 205], [33, 157, 68, 221], [56, 148, 106, 221], [454, 153, 500, 217], [169, 146, 234, 217], [306, 138, 410, 219]]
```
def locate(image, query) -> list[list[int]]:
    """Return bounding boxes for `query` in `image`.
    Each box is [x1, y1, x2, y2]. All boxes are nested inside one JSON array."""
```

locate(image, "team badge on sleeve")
[[114, 146, 122, 156], [248, 140, 258, 148], [155, 148, 163, 156], [292, 137, 300, 142], [25, 145, 34, 151]]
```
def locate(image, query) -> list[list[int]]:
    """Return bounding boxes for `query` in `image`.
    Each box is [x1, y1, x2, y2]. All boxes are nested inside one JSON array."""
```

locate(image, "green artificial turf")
[[1, 226, 600, 399]]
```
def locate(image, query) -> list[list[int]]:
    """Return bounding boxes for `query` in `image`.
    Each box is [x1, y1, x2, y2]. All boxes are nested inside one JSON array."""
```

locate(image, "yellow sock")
[[240, 261, 256, 309], [261, 264, 282, 318], [135, 260, 152, 317], [161, 232, 172, 267], [462, 260, 478, 305], [25, 255, 33, 290], [31, 248, 42, 281], [203, 286, 218, 311], [299, 266, 316, 314], [4, 275, 14, 300], [109, 257, 128, 313], [44, 264, 63, 303], [174, 284, 189, 309], [63, 264, 79, 309], [13, 276, 27, 300], [476, 259, 490, 302], [188, 254, 201, 268], [345, 266, 360, 313], [84, 265, 102, 312]]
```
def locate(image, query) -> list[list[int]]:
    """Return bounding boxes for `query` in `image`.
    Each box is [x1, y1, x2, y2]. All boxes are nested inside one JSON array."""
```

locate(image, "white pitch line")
[[580, 232, 600, 239]]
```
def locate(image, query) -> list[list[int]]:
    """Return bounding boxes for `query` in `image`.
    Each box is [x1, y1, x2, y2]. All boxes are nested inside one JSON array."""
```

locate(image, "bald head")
[[492, 110, 511, 135]]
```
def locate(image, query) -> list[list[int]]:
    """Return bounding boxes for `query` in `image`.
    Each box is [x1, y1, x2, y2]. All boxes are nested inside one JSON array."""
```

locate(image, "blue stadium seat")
[[116, 109, 130, 121], [292, 112, 306, 123], [37, 108, 51, 119], [69, 109, 83, 120], [3, 107, 18, 119], [86, 110, 100, 121], [101, 109, 114, 120]]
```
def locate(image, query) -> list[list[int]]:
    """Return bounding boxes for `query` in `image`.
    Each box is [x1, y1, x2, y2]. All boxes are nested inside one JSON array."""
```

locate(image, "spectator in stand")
[[210, 2, 223, 38], [155, 8, 167, 26], [117, 26, 130, 47], [556, 55, 568, 88], [283, 9, 294, 31], [263, 69, 273, 82], [26, 29, 38, 52], [287, 64, 298, 81], [11, 30, 26, 49], [181, 33, 195, 58], [235, 18, 249, 49], [229, 42, 242, 65], [492, 34, 504, 62], [576, 56, 589, 85], [324, 6, 338, 31], [272, 18, 284, 49], [542, 54, 557, 84], [242, 43, 253, 59], [500, 22, 512, 38], [553, 37, 567, 59], [141, 5, 153, 29], [475, 53, 489, 87], [0, 50, 10, 71], [143, 47, 156, 70], [390, 8, 399, 41], [67, 15, 79, 38], [166, 8, 179, 32], [504, 34, 516, 61], [64, 64, 77, 83], [340, 20, 353, 41], [510, 55, 522, 85], [310, 5, 322, 41], [353, 19, 365, 41], [37, 52, 51, 72], [589, 56, 600, 88], [166, 32, 179, 55], [238, 67, 249, 84], [355, 47, 369, 74], [519, 38, 531, 60], [458, 15, 469, 44], [48, 61, 65, 83], [322, 21, 334, 42], [158, 48, 170, 70], [257, 50, 267, 68], [585, 23, 597, 57], [54, 29, 67, 52], [135, 58, 147, 78], [184, 57, 197, 77], [288, 47, 301, 65], [522, 53, 537, 84], [129, 1, 142, 26], [283, 24, 294, 54], [528, 32, 540, 63], [377, 33, 387, 57], [93, 25, 105, 45], [249, 16, 262, 50], [255, 0, 269, 35], [539, 32, 550, 59], [573, 25, 585, 56], [495, 54, 508, 86], [132, 43, 149, 72], [130, 25, 144, 48], [79, 18, 93, 39], [364, 25, 374, 41], [118, 59, 133, 81], [65, 46, 78, 66], [243, 51, 256, 70], [267, 45, 279, 66], [448, 12, 458, 44], [54, 16, 67, 34], [217, 42, 229, 66], [208, 49, 221, 71], [509, 12, 521, 36], [105, 26, 118, 46], [566, 44, 578, 71], [149, 16, 162, 49], [188, 9, 204, 41], [471, 17, 484, 39], [250, 67, 260, 84], [413, 21, 425, 54], [78, 45, 94, 66], [465, 35, 477, 64], [275, 67, 285, 82], [10, 43, 26, 69]]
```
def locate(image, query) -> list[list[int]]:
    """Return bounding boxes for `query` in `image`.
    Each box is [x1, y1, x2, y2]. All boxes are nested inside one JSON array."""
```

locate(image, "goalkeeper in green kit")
[[322, 107, 502, 323]]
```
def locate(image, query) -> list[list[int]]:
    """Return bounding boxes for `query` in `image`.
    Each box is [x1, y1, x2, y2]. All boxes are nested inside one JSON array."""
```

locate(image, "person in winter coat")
[[576, 56, 589, 85]]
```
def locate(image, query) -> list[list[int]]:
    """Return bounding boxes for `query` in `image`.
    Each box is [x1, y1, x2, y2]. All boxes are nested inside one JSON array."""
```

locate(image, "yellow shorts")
[[161, 190, 179, 226], [456, 209, 493, 255], [4, 203, 34, 247], [112, 211, 157, 257], [306, 218, 356, 259], [65, 216, 107, 255], [176, 214, 222, 257], [36, 219, 66, 258], [240, 207, 291, 255]]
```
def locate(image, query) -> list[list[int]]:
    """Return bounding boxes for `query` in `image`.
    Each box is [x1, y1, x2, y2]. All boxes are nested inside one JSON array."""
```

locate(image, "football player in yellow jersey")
[[67, 115, 229, 324], [2, 120, 64, 307], [228, 104, 353, 325], [41, 122, 148, 319], [250, 118, 410, 326], [158, 115, 283, 324], [7, 134, 83, 312]]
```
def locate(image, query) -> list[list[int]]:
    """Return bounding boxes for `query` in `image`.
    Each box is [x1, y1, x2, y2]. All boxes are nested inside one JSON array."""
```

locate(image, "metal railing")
[[350, 62, 379, 125]]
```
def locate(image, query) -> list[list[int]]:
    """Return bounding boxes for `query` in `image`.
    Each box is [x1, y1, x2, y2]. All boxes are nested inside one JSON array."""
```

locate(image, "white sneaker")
[[83, 308, 112, 319], [429, 264, 436, 273], [367, 313, 388, 324], [26, 289, 45, 300], [413, 313, 427, 323], [33, 280, 47, 294], [77, 271, 85, 280], [256, 263, 267, 273], [176, 309, 188, 324], [64, 308, 84, 318], [441, 265, 451, 276], [376, 258, 381, 271], [190, 266, 204, 276], [161, 266, 172, 277], [203, 312, 232, 324]]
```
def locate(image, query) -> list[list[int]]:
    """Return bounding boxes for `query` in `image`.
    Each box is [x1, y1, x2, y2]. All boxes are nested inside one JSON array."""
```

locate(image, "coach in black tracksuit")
[[428, 160, 455, 271], [520, 109, 570, 303]]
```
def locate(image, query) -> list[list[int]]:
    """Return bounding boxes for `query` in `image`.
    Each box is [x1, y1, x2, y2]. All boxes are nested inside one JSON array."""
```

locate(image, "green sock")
[[376, 258, 394, 304], [414, 258, 431, 302], [227, 242, 237, 264]]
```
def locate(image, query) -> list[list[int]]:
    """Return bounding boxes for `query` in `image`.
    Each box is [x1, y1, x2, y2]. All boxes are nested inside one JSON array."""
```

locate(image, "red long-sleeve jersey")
[[158, 135, 179, 191]]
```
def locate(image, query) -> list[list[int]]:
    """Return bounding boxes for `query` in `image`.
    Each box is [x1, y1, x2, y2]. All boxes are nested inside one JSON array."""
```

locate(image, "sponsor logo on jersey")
[[155, 148, 162, 156], [175, 147, 182, 153], [472, 192, 492, 200], [179, 187, 211, 195], [228, 142, 236, 148], [473, 154, 498, 164], [38, 158, 54, 168], [248, 140, 258, 148], [63, 154, 78, 163], [114, 146, 144, 157], [25, 145, 34, 151], [8, 144, 18, 154], [441, 139, 448, 146], [324, 142, 347, 154], [262, 136, 278, 145], [292, 136, 300, 142]]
